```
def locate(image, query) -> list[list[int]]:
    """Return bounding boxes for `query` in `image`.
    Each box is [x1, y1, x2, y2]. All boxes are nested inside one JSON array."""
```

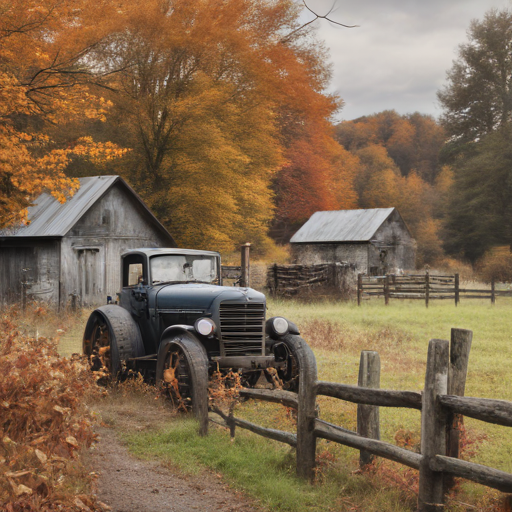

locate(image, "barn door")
[[78, 248, 103, 307]]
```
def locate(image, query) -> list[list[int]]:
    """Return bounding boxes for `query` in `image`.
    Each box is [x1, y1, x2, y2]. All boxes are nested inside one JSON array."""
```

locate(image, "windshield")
[[150, 254, 219, 285]]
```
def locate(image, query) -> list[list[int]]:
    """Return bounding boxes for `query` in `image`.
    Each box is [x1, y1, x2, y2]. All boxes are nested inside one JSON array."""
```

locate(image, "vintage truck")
[[83, 248, 309, 417]]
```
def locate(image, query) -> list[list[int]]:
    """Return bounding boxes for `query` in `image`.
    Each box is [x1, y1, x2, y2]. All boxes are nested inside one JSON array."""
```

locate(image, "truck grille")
[[219, 302, 265, 356]]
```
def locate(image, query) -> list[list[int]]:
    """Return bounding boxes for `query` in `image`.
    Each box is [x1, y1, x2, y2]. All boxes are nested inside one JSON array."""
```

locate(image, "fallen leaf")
[[66, 436, 79, 448], [15, 484, 33, 496], [35, 448, 47, 463], [74, 497, 92, 511]]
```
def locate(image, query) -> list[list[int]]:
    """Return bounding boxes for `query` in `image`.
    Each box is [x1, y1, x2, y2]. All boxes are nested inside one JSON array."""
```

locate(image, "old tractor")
[[83, 248, 309, 419]]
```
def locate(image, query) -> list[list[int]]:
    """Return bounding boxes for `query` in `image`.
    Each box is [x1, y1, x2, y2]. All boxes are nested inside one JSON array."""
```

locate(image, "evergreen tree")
[[442, 128, 512, 263]]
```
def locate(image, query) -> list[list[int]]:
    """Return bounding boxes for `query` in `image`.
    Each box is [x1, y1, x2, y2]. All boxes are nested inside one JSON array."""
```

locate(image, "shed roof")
[[0, 175, 175, 243], [290, 208, 396, 243]]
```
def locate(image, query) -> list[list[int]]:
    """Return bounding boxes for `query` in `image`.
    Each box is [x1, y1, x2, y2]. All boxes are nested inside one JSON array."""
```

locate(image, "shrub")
[[477, 249, 512, 283], [0, 310, 107, 511]]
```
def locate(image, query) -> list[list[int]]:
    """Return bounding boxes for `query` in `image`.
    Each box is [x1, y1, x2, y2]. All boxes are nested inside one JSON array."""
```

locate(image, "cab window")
[[122, 254, 146, 287]]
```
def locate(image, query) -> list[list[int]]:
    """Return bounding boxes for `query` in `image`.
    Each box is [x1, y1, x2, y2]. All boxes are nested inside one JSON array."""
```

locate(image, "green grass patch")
[[122, 415, 413, 512], [87, 298, 512, 510]]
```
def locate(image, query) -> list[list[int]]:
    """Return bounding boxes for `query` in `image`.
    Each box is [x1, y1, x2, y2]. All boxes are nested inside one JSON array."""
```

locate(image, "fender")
[[265, 316, 301, 341], [156, 327, 207, 383]]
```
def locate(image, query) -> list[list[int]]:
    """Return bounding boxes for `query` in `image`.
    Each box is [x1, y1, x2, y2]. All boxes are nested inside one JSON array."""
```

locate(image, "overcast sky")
[[304, 0, 512, 121]]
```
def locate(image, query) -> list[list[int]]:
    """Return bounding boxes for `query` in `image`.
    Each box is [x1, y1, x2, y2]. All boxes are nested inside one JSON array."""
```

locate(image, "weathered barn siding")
[[60, 183, 171, 306], [0, 240, 60, 305], [367, 209, 416, 273], [291, 243, 368, 269], [291, 208, 416, 274]]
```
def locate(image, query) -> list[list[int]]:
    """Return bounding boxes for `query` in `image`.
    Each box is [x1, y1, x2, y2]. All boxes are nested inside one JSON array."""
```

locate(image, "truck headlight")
[[195, 318, 216, 336], [266, 316, 289, 338]]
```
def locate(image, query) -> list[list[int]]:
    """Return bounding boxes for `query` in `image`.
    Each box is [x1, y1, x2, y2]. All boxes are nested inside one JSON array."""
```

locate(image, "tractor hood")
[[155, 284, 265, 311]]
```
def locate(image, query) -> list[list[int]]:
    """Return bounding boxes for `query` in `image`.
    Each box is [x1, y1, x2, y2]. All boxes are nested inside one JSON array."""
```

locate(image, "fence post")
[[240, 243, 251, 287], [357, 351, 380, 467], [445, 328, 472, 493], [491, 277, 495, 305], [384, 275, 390, 306], [425, 271, 430, 308], [228, 402, 236, 439], [418, 338, 449, 512], [357, 273, 362, 306], [454, 274, 460, 306], [295, 337, 318, 482]]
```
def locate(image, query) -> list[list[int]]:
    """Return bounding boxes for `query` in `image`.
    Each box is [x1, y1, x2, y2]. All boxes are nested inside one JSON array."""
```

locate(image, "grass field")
[[58, 298, 512, 511]]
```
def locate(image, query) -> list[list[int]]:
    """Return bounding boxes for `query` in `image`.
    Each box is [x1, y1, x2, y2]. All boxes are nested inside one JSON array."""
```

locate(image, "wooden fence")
[[205, 329, 512, 511], [357, 272, 512, 306], [267, 263, 354, 297]]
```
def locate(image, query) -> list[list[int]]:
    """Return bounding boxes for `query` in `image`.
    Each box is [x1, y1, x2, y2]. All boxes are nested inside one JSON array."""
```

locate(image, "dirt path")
[[89, 409, 263, 512]]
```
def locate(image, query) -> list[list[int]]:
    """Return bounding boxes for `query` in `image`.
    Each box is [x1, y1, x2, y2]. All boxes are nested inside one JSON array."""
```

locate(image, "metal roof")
[[0, 176, 174, 243], [290, 208, 396, 243]]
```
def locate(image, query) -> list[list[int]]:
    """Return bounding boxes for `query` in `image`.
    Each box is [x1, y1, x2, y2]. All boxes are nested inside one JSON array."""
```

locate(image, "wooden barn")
[[290, 208, 416, 275], [0, 176, 175, 308]]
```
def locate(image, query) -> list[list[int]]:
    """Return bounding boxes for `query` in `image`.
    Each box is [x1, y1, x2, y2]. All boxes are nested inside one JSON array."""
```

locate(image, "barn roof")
[[0, 175, 174, 243], [290, 208, 397, 243]]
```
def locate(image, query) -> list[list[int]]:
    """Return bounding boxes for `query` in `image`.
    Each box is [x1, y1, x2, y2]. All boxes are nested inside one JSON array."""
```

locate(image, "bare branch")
[[303, 0, 358, 28], [281, 0, 358, 44]]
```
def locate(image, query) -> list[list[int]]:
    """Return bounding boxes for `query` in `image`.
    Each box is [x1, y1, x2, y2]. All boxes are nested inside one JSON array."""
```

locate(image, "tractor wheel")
[[83, 305, 144, 379], [163, 345, 193, 410], [157, 333, 209, 435], [275, 334, 308, 392]]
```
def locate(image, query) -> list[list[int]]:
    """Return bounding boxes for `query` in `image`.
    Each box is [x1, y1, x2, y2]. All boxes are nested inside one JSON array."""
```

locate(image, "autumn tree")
[[0, 0, 127, 228], [76, 0, 353, 252], [438, 9, 512, 144], [335, 111, 445, 183]]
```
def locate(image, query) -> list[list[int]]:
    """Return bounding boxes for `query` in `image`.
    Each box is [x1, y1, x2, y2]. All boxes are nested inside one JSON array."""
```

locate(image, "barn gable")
[[0, 176, 175, 308]]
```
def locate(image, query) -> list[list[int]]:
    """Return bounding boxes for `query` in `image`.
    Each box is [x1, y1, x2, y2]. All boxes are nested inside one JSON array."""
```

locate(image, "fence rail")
[[357, 272, 512, 306], [267, 263, 354, 297], [205, 328, 512, 511]]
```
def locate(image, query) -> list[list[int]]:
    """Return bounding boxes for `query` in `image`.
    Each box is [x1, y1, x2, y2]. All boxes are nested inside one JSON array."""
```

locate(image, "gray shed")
[[0, 175, 175, 308], [290, 208, 416, 274]]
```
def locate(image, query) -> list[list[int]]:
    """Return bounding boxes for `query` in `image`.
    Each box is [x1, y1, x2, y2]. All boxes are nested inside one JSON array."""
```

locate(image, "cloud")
[[302, 0, 512, 120]]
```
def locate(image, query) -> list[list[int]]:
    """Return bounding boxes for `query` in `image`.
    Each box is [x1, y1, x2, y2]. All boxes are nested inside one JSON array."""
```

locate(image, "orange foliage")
[[0, 0, 127, 228], [0, 310, 106, 510], [275, 121, 358, 227], [336, 110, 445, 183], [82, 0, 353, 249]]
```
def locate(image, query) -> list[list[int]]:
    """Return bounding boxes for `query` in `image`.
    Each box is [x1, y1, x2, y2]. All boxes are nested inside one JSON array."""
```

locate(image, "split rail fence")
[[206, 329, 512, 511], [357, 272, 512, 306]]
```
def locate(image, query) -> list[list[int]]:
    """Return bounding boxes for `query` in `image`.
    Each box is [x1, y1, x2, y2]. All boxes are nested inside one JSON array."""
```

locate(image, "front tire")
[[156, 332, 209, 435], [275, 334, 309, 392]]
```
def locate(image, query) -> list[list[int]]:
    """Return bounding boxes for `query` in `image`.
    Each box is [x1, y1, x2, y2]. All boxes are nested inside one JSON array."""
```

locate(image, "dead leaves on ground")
[[0, 314, 108, 511]]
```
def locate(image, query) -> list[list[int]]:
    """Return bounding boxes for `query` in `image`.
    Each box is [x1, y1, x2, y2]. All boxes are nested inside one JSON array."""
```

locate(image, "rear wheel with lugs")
[[83, 305, 144, 379]]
